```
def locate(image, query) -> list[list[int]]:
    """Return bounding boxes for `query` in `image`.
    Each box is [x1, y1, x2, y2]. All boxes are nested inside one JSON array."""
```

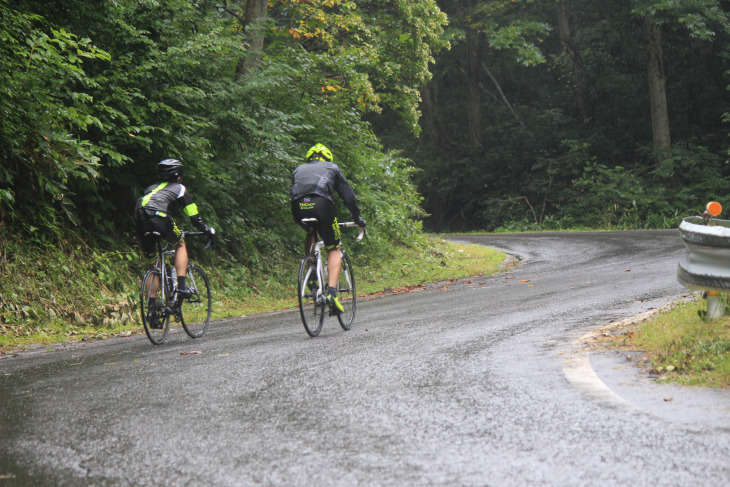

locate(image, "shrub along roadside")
[[604, 296, 730, 388], [0, 233, 506, 353]]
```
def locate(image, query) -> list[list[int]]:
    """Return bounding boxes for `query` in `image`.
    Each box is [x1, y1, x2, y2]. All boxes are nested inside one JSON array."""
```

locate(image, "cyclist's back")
[[136, 181, 194, 217], [290, 159, 359, 214]]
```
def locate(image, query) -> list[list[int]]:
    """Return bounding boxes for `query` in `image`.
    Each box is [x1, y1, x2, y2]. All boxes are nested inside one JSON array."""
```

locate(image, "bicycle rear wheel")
[[336, 251, 356, 330], [141, 269, 170, 345], [180, 264, 212, 338], [298, 256, 324, 337]]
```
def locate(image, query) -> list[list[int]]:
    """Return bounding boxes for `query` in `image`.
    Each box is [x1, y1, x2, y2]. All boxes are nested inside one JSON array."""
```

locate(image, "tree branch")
[[481, 62, 526, 128]]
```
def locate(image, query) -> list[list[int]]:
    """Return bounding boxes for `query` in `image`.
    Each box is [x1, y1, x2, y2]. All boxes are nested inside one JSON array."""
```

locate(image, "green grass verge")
[[606, 295, 730, 388], [0, 235, 506, 353]]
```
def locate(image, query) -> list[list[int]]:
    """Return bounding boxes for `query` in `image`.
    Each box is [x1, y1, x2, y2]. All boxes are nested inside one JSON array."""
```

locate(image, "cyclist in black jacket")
[[290, 144, 366, 314], [134, 159, 215, 303]]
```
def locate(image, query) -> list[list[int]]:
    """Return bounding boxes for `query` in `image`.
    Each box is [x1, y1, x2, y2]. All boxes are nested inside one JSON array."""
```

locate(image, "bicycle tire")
[[298, 256, 324, 337], [140, 269, 170, 345], [180, 264, 212, 338], [336, 251, 356, 330]]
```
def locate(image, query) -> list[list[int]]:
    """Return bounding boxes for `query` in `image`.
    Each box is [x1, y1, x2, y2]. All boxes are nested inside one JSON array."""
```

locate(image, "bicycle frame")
[[141, 233, 172, 309], [301, 238, 327, 306], [149, 232, 210, 309], [299, 218, 363, 312]]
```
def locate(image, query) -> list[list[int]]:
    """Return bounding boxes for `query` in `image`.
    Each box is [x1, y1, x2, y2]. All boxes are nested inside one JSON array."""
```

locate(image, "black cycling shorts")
[[291, 195, 341, 250], [135, 215, 182, 262]]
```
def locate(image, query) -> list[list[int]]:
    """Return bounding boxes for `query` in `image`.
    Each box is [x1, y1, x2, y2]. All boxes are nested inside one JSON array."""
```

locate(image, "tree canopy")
[[0, 0, 447, 263], [3, 0, 730, 247]]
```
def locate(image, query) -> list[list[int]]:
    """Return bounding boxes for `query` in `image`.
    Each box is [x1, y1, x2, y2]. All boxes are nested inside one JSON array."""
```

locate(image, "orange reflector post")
[[706, 201, 722, 217]]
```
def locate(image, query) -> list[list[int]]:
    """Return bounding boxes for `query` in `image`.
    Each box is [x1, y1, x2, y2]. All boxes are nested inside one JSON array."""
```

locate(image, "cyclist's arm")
[[334, 167, 366, 228], [179, 189, 214, 234]]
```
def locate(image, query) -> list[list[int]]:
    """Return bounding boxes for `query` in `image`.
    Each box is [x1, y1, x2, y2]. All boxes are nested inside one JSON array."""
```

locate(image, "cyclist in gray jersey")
[[134, 159, 215, 301], [290, 144, 366, 314]]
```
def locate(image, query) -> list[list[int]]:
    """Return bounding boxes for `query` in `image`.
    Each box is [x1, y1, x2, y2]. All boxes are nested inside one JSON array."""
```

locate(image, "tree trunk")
[[236, 0, 268, 77], [642, 15, 671, 166], [464, 28, 485, 151], [556, 0, 588, 120], [420, 85, 450, 153]]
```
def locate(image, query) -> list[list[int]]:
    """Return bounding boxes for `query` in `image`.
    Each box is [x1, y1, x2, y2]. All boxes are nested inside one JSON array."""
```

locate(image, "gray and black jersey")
[[289, 160, 364, 226]]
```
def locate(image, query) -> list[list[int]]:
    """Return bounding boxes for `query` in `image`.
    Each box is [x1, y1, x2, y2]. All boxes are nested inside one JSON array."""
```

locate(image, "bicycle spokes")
[[180, 264, 211, 339]]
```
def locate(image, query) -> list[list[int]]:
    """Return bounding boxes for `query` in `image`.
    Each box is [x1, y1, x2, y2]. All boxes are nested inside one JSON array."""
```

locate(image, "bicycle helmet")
[[157, 158, 184, 179], [306, 144, 333, 162]]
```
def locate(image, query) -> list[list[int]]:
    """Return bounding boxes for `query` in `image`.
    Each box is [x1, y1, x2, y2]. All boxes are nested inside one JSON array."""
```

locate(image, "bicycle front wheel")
[[180, 264, 212, 339], [298, 256, 324, 337], [141, 268, 170, 345], [336, 251, 356, 330]]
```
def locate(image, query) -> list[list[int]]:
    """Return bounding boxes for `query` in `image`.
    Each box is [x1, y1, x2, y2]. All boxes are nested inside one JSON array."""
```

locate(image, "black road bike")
[[139, 231, 213, 345]]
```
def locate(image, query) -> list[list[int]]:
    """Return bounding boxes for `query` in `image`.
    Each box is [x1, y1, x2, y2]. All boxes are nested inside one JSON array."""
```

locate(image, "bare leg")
[[175, 240, 188, 278], [327, 248, 341, 290]]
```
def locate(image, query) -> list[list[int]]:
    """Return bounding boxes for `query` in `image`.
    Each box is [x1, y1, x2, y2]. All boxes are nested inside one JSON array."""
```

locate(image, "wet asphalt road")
[[2, 230, 730, 486]]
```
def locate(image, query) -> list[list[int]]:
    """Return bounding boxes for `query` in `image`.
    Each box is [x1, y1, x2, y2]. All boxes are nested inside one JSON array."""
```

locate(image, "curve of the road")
[[2, 229, 730, 486]]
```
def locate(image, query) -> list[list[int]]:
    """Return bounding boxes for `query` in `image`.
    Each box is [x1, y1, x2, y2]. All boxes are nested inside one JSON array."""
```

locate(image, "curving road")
[[2, 230, 730, 486]]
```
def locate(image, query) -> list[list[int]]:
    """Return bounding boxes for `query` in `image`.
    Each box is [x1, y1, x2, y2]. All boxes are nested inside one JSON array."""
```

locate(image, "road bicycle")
[[297, 219, 365, 337], [139, 231, 213, 345]]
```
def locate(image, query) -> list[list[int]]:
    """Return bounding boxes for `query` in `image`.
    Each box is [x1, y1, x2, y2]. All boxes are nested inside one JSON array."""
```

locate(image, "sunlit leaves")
[[268, 0, 448, 132]]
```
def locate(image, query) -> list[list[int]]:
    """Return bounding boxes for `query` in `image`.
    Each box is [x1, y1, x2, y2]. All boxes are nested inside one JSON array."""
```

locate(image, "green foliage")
[[378, 0, 730, 232], [268, 0, 449, 133], [0, 1, 117, 237], [632, 0, 730, 40], [0, 0, 447, 261]]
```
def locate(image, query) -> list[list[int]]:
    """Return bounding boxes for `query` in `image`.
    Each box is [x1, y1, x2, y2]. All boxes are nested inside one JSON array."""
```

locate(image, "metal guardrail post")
[[706, 291, 725, 319]]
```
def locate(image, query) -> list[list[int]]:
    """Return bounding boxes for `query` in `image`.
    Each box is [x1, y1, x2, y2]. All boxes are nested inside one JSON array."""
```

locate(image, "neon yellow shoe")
[[327, 293, 344, 315]]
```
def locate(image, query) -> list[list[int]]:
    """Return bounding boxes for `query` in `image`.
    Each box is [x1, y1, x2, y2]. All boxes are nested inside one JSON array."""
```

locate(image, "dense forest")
[[375, 0, 730, 231], [3, 0, 730, 243], [2, 1, 730, 334], [1, 0, 447, 258]]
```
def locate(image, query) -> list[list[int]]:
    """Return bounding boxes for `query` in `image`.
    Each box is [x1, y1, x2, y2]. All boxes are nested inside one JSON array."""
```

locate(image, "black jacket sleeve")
[[334, 167, 365, 227]]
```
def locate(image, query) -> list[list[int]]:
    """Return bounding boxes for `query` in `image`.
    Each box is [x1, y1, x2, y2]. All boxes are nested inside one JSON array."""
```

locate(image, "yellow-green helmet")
[[306, 143, 333, 162]]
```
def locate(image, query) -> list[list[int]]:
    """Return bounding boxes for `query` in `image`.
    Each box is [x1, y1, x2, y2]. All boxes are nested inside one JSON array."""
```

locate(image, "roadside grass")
[[606, 295, 730, 388], [0, 235, 506, 353], [10, 229, 728, 391]]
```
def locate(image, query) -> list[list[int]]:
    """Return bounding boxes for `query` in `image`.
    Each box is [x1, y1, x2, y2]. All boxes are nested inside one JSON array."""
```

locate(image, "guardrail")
[[677, 211, 730, 318]]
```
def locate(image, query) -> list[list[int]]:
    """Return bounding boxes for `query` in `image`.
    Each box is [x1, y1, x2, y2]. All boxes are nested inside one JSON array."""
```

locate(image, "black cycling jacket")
[[290, 160, 364, 226], [134, 182, 207, 231]]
